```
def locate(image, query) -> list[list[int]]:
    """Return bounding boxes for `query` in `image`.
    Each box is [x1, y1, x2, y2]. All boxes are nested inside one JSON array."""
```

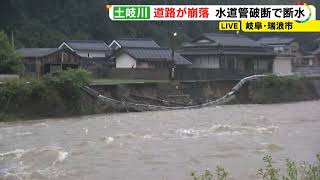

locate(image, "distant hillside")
[[0, 0, 319, 48]]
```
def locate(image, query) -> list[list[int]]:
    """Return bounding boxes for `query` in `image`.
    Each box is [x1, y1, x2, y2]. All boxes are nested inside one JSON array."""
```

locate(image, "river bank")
[[1, 72, 320, 121]]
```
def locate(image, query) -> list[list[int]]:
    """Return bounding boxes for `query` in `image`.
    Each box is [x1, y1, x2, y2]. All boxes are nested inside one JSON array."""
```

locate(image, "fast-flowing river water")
[[1, 101, 320, 180]]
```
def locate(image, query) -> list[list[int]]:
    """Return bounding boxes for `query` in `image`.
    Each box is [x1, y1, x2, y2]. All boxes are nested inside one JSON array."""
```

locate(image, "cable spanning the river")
[[82, 75, 268, 111]]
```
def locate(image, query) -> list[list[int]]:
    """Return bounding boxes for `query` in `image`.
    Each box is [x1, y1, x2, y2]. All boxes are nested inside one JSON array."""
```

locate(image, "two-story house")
[[257, 36, 320, 75], [177, 33, 275, 73]]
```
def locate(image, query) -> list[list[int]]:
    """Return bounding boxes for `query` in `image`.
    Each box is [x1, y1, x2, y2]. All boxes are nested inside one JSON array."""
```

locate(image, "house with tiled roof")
[[59, 40, 112, 58], [177, 33, 275, 73], [291, 46, 320, 75], [113, 47, 191, 69], [17, 48, 81, 77], [256, 36, 320, 75], [110, 38, 191, 69], [256, 37, 297, 54], [109, 38, 160, 50], [256, 36, 300, 75]]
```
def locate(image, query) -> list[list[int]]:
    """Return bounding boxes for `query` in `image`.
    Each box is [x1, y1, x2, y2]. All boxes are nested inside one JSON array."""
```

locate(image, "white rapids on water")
[[0, 100, 320, 180]]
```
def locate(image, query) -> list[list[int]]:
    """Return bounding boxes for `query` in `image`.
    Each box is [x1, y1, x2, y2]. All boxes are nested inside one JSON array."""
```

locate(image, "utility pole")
[[170, 32, 177, 80], [168, 22, 177, 81], [11, 31, 15, 49], [61, 52, 64, 71]]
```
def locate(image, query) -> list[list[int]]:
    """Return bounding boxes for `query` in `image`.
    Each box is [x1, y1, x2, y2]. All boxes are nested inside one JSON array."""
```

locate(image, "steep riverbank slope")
[[1, 76, 320, 121]]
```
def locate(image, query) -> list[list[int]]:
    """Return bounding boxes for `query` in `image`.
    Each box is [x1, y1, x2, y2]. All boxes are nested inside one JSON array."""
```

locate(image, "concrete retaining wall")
[[0, 74, 19, 81]]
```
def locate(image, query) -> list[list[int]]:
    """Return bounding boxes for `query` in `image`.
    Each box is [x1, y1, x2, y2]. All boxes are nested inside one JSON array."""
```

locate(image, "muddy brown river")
[[0, 101, 320, 180]]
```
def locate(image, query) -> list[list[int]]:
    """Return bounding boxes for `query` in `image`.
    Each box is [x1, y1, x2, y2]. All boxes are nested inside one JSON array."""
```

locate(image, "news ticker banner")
[[106, 4, 320, 32]]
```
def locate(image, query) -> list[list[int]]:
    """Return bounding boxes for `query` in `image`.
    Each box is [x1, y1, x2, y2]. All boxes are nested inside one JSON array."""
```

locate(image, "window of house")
[[219, 56, 226, 68], [25, 64, 36, 72], [209, 56, 218, 66], [258, 60, 269, 71], [224, 56, 236, 69], [292, 58, 298, 65], [291, 44, 299, 53], [274, 46, 285, 53], [301, 59, 308, 66]]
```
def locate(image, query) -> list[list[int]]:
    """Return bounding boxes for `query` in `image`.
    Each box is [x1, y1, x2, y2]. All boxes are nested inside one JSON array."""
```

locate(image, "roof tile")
[[121, 47, 191, 65], [64, 40, 111, 51], [200, 33, 261, 47], [116, 38, 160, 48], [17, 48, 61, 58], [256, 37, 295, 45]]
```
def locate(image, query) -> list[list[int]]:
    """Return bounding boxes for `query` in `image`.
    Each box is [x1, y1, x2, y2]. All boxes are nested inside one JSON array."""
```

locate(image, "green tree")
[[0, 31, 23, 74]]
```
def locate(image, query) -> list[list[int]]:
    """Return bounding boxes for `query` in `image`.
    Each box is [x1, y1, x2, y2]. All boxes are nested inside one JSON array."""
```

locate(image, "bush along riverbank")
[[0, 69, 106, 121], [191, 153, 320, 180], [248, 75, 320, 104]]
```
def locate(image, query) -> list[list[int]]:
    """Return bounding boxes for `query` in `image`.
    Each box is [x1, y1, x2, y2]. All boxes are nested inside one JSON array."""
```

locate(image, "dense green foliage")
[[192, 153, 320, 180], [0, 69, 92, 121], [250, 75, 319, 104], [0, 0, 319, 48], [0, 31, 23, 73], [43, 68, 91, 99]]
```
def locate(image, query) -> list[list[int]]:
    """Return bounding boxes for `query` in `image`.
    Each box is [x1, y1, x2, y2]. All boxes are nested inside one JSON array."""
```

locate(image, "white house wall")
[[189, 56, 220, 68], [116, 53, 137, 68], [273, 56, 293, 75], [137, 62, 154, 68]]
